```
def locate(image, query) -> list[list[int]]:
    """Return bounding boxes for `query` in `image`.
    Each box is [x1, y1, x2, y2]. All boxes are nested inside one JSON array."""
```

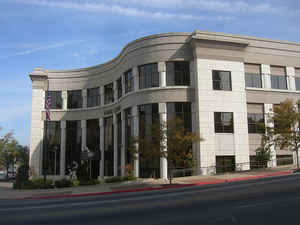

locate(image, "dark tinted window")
[[139, 63, 159, 89], [66, 121, 81, 175], [45, 91, 62, 109], [248, 113, 265, 133], [167, 102, 192, 131], [214, 112, 234, 133], [124, 69, 134, 93], [44, 121, 61, 175], [271, 75, 287, 89], [296, 78, 300, 91], [87, 87, 100, 108], [245, 73, 262, 88], [139, 103, 159, 138], [124, 108, 132, 165], [212, 70, 232, 91], [117, 78, 122, 99], [104, 83, 114, 104], [166, 61, 190, 86], [67, 90, 82, 109]]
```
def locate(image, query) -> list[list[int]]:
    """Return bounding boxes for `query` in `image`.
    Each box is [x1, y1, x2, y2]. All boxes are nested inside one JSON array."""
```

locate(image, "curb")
[[24, 171, 292, 200]]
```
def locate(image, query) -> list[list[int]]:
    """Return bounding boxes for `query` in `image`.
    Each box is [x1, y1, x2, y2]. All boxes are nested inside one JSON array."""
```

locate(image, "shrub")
[[79, 179, 100, 186], [54, 179, 72, 188], [31, 178, 54, 189], [105, 176, 123, 183], [122, 176, 137, 181], [76, 163, 89, 183], [14, 165, 29, 189], [72, 179, 80, 187]]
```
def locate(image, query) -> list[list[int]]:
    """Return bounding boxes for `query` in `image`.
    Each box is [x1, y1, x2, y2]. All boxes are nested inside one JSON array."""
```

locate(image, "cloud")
[[10, 0, 233, 21], [87, 49, 98, 55], [105, 0, 298, 16], [0, 40, 85, 59]]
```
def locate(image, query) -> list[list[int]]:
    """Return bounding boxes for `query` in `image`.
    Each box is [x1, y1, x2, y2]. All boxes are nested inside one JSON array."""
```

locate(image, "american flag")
[[45, 91, 51, 121]]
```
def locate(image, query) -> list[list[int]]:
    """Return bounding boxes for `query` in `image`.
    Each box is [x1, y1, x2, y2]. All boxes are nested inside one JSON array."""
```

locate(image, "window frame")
[[214, 112, 234, 133], [67, 90, 83, 109], [45, 91, 62, 109], [87, 87, 100, 108], [104, 83, 114, 105], [245, 73, 262, 88], [212, 70, 232, 91], [139, 63, 159, 89], [124, 69, 134, 94], [247, 113, 265, 134]]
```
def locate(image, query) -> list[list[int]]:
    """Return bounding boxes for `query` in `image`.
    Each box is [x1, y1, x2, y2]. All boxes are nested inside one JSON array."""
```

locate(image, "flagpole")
[[43, 79, 49, 185]]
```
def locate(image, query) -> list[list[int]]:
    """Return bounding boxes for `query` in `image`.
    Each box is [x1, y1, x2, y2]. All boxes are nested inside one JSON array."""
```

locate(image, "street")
[[1, 174, 300, 225]]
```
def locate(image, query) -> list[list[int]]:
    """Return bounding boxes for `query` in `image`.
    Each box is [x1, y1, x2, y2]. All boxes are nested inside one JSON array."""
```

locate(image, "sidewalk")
[[0, 165, 295, 200]]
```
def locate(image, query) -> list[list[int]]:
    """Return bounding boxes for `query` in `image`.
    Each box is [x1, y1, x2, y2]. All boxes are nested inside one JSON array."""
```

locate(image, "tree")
[[267, 99, 300, 170], [0, 131, 18, 179], [131, 117, 203, 183], [255, 133, 272, 168]]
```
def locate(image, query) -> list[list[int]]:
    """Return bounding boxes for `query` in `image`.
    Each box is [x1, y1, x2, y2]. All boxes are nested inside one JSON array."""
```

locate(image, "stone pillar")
[[159, 103, 168, 179], [60, 121, 66, 177], [133, 66, 139, 91], [261, 64, 271, 89], [62, 91, 68, 110], [100, 86, 104, 106], [82, 89, 87, 108], [99, 118, 104, 177], [81, 120, 87, 151], [121, 74, 126, 96], [113, 113, 118, 176], [158, 62, 166, 87], [286, 67, 296, 91], [132, 106, 139, 177], [113, 80, 118, 102], [264, 104, 277, 167], [121, 110, 126, 176]]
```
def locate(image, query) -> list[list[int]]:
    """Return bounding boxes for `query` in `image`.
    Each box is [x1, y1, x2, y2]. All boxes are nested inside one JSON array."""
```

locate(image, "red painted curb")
[[26, 171, 292, 200]]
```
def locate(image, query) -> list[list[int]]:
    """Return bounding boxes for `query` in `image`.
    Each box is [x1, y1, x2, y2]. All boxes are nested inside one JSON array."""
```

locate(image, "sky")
[[0, 0, 300, 146]]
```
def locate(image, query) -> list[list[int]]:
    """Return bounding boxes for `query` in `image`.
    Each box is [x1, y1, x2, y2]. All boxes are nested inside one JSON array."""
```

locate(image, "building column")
[[132, 106, 139, 177], [82, 89, 87, 108], [62, 91, 68, 110], [264, 104, 277, 167], [261, 64, 271, 89], [100, 86, 104, 106], [113, 113, 118, 176], [99, 118, 104, 177], [159, 103, 168, 179], [133, 66, 139, 91], [81, 120, 87, 151], [286, 67, 296, 91], [60, 121, 66, 177], [158, 62, 166, 87], [121, 110, 126, 176], [113, 80, 118, 102]]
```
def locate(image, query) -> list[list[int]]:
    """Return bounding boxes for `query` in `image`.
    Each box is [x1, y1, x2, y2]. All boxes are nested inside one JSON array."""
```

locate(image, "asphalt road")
[[1, 174, 300, 225]]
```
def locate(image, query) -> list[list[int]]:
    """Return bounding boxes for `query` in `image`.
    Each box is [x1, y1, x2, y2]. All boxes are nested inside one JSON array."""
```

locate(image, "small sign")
[[81, 151, 101, 160]]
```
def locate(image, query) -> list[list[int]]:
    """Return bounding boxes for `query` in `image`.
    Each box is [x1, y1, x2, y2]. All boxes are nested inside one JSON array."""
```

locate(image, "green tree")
[[131, 117, 203, 183], [267, 99, 300, 170]]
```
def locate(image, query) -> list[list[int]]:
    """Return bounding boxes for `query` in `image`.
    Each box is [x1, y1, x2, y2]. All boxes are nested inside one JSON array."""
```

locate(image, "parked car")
[[0, 171, 6, 180]]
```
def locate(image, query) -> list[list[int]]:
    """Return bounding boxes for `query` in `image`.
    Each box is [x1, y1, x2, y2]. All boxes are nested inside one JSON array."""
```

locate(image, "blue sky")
[[1, 0, 300, 146]]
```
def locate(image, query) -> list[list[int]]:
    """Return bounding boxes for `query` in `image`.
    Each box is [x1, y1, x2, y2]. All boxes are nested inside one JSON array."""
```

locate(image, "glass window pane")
[[296, 78, 300, 91]]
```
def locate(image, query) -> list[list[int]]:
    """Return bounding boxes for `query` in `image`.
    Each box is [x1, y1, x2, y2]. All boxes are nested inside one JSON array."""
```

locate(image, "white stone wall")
[[29, 88, 45, 176], [194, 59, 250, 174]]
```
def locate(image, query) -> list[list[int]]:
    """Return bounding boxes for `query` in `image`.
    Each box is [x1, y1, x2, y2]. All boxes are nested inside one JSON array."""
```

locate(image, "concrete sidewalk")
[[0, 165, 295, 200]]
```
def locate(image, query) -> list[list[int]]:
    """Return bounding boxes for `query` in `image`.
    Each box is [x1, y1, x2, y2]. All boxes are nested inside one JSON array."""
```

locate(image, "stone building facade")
[[29, 30, 300, 179]]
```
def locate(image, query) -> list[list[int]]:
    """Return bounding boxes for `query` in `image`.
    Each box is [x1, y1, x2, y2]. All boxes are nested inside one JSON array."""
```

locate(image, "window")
[[166, 61, 190, 86], [139, 63, 159, 89], [212, 70, 232, 91], [214, 112, 234, 133], [248, 113, 265, 133], [104, 83, 114, 104], [124, 108, 132, 165], [45, 91, 62, 109], [44, 121, 61, 175], [270, 66, 287, 90], [67, 90, 82, 109], [124, 69, 134, 93], [87, 87, 100, 108], [117, 78, 122, 99], [104, 116, 114, 176], [245, 74, 262, 88], [139, 104, 159, 138], [295, 68, 300, 91], [167, 102, 192, 131], [244, 63, 262, 88], [271, 76, 287, 89], [296, 78, 300, 91]]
